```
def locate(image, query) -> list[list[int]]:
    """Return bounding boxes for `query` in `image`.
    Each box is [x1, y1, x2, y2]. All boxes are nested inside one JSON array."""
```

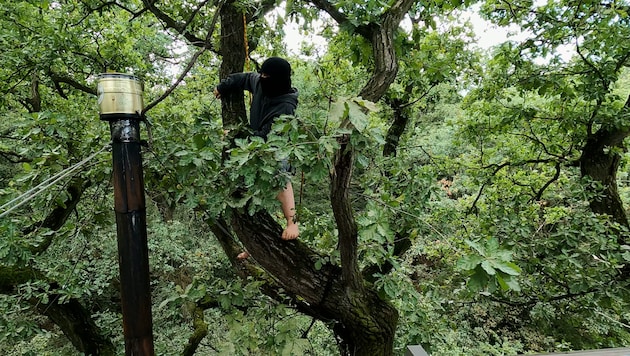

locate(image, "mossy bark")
[[579, 95, 630, 236], [33, 293, 116, 356], [182, 306, 209, 356]]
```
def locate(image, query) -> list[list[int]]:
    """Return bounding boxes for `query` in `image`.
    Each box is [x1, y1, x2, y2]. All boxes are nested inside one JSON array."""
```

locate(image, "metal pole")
[[98, 74, 155, 355]]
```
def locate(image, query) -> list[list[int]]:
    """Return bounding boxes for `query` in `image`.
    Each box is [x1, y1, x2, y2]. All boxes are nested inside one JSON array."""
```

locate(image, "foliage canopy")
[[1, 0, 629, 355]]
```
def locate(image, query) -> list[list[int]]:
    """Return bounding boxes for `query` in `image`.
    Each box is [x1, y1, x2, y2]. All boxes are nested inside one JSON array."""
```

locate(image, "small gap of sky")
[[282, 2, 574, 63], [281, 4, 523, 56]]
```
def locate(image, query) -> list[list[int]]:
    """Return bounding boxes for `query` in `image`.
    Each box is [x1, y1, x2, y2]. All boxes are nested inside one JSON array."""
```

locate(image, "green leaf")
[[353, 97, 379, 112], [456, 255, 483, 270], [496, 272, 509, 291], [330, 100, 350, 122], [314, 259, 323, 270], [468, 267, 488, 291], [494, 261, 521, 276], [347, 101, 368, 133], [498, 273, 521, 292], [192, 134, 206, 149], [464, 239, 485, 255], [481, 260, 496, 275], [230, 150, 250, 166], [486, 237, 500, 253], [282, 338, 310, 356]]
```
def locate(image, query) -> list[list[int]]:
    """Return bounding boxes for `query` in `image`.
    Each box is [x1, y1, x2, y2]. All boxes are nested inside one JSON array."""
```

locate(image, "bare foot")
[[237, 251, 250, 260], [281, 223, 299, 240]]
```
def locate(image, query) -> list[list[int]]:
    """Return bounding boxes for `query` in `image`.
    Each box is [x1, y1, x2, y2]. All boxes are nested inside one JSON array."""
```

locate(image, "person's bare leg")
[[277, 181, 299, 240]]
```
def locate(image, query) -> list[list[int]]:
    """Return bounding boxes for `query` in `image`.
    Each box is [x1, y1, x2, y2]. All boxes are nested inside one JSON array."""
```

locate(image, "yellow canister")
[[97, 73, 144, 116]]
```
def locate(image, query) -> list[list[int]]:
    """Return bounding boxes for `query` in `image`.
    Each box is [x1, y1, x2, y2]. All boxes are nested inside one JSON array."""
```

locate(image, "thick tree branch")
[[309, 0, 418, 102], [142, 0, 207, 46], [0, 264, 114, 355], [226, 209, 398, 354], [229, 210, 338, 305], [208, 214, 341, 323], [32, 291, 116, 355], [579, 93, 630, 230], [359, 0, 417, 102], [182, 305, 209, 356], [49, 72, 97, 96], [23, 177, 91, 254], [331, 137, 362, 290], [29, 72, 42, 113], [0, 150, 32, 163]]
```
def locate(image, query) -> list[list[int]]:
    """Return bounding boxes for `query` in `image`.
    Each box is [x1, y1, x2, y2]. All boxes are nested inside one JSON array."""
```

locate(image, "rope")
[[243, 14, 250, 72], [0, 144, 110, 219], [243, 14, 253, 105]]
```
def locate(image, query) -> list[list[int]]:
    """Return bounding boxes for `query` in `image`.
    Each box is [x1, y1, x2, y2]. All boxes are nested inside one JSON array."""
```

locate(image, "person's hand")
[[213, 87, 221, 99]]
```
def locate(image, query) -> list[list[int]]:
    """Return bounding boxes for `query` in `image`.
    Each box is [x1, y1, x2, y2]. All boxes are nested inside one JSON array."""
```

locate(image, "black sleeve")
[[216, 72, 257, 95]]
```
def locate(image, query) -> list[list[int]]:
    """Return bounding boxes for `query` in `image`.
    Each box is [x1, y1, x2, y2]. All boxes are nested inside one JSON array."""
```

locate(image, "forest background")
[[1, 0, 629, 355]]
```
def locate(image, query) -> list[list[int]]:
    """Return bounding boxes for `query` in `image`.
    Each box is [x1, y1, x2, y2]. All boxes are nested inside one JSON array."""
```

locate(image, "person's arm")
[[215, 72, 258, 97]]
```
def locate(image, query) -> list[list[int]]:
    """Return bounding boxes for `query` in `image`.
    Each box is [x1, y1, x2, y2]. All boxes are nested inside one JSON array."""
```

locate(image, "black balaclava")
[[259, 57, 292, 97]]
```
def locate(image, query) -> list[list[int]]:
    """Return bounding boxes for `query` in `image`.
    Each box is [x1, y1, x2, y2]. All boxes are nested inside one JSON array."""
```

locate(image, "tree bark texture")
[[579, 95, 630, 235], [359, 21, 399, 102], [33, 293, 116, 355], [580, 130, 630, 230], [383, 98, 408, 157], [330, 139, 362, 290], [229, 209, 399, 355], [218, 0, 247, 128]]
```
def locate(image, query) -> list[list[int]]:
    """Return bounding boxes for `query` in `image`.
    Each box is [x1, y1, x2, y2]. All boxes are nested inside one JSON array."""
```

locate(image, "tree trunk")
[[580, 129, 629, 237], [579, 95, 630, 237], [331, 138, 362, 290], [359, 21, 399, 102], [229, 209, 399, 355], [218, 0, 247, 127]]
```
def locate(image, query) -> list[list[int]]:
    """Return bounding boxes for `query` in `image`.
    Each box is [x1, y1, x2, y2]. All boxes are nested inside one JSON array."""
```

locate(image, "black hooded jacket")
[[216, 72, 298, 138]]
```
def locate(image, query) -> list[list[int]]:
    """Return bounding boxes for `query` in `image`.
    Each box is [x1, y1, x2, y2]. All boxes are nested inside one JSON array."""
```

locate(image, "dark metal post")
[[98, 74, 155, 355]]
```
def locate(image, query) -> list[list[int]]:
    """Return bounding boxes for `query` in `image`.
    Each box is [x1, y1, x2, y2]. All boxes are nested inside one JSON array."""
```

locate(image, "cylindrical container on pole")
[[97, 73, 155, 356], [97, 73, 144, 118]]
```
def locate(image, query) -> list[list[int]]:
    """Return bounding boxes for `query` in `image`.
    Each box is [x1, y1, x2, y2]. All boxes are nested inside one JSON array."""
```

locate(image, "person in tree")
[[214, 57, 300, 248]]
